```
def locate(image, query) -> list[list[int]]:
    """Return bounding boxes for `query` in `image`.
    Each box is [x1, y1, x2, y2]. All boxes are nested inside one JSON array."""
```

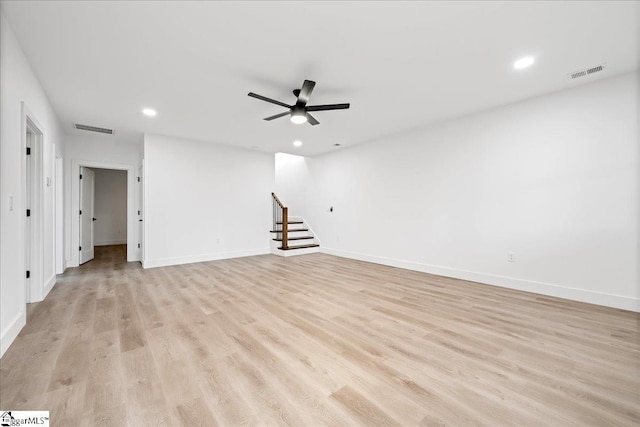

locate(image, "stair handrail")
[[272, 192, 285, 209], [271, 192, 288, 249]]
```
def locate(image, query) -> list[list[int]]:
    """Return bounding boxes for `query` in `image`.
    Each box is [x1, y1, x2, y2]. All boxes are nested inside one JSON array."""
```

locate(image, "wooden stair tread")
[[276, 221, 303, 224], [278, 244, 320, 250], [273, 236, 314, 241], [270, 229, 308, 233]]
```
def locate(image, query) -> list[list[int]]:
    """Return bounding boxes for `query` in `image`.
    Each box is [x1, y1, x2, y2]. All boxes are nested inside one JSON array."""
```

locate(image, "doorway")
[[79, 167, 129, 265], [71, 160, 138, 267]]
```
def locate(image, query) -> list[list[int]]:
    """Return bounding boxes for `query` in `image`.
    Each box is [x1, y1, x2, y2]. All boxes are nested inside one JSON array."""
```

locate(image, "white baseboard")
[[95, 239, 127, 246], [271, 246, 320, 257], [321, 247, 640, 313], [1, 310, 26, 358], [143, 247, 271, 269], [43, 274, 56, 299]]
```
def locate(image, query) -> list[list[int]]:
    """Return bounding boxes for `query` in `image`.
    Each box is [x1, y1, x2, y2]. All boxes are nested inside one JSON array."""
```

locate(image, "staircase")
[[271, 193, 320, 257]]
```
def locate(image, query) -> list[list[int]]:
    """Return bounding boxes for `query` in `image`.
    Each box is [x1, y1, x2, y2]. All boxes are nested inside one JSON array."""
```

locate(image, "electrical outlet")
[[507, 252, 516, 262]]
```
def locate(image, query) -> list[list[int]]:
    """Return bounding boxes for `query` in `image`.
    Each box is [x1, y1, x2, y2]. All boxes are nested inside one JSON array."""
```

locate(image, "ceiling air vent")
[[568, 64, 605, 80], [73, 123, 114, 135]]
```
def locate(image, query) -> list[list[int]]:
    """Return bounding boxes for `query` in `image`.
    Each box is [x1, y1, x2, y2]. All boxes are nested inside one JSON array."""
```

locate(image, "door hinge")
[[79, 210, 82, 215], [26, 147, 31, 155], [26, 270, 30, 279], [79, 246, 82, 251], [26, 209, 31, 217], [137, 210, 141, 215], [79, 174, 83, 179], [137, 177, 140, 182], [138, 243, 141, 248]]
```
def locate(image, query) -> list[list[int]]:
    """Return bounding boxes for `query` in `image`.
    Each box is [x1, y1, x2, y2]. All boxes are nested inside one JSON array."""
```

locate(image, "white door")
[[25, 131, 32, 302], [137, 164, 143, 262], [79, 166, 95, 264]]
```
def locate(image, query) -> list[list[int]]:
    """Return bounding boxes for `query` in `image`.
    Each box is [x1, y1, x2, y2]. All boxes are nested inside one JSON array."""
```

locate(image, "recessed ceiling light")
[[513, 56, 535, 70], [142, 108, 157, 117], [293, 140, 303, 147]]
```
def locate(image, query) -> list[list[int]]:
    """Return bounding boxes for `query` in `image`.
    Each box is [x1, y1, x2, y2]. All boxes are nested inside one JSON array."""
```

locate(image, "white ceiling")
[[2, 1, 638, 157]]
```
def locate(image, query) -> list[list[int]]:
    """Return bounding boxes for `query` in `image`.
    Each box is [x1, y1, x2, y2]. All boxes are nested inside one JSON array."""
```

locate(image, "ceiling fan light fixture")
[[290, 112, 307, 124]]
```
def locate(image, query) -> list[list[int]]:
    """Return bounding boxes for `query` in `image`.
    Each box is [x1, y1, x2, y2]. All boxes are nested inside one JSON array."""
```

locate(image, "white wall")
[[64, 134, 141, 266], [276, 72, 639, 312], [274, 153, 314, 218], [93, 168, 127, 246], [143, 134, 274, 268], [0, 13, 64, 356]]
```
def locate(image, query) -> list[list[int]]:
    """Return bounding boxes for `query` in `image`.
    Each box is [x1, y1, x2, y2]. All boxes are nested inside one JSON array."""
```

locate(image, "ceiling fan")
[[248, 80, 350, 125]]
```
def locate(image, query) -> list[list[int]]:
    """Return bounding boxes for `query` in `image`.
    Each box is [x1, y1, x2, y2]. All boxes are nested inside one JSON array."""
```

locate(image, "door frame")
[[55, 155, 64, 274], [136, 162, 144, 264], [79, 166, 96, 264], [22, 104, 44, 303], [70, 160, 138, 266]]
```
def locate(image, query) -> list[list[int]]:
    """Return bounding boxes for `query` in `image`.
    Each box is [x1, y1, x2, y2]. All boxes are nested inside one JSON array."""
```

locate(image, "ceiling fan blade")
[[306, 113, 320, 125], [306, 103, 350, 111], [297, 80, 316, 105], [248, 92, 291, 109], [263, 111, 290, 121]]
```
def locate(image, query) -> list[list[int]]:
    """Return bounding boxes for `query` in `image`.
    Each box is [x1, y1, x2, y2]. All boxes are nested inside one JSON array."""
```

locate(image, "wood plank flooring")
[[1, 245, 638, 426]]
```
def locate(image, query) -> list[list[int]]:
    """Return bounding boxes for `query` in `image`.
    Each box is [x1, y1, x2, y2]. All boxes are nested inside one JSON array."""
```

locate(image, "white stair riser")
[[281, 246, 320, 257], [273, 230, 311, 238], [271, 245, 320, 257]]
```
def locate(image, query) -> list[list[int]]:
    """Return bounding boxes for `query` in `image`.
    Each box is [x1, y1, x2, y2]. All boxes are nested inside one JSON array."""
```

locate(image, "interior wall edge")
[[42, 273, 56, 301]]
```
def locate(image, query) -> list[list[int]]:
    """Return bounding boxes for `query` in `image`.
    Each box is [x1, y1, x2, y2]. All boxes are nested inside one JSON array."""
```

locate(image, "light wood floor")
[[1, 245, 638, 426]]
